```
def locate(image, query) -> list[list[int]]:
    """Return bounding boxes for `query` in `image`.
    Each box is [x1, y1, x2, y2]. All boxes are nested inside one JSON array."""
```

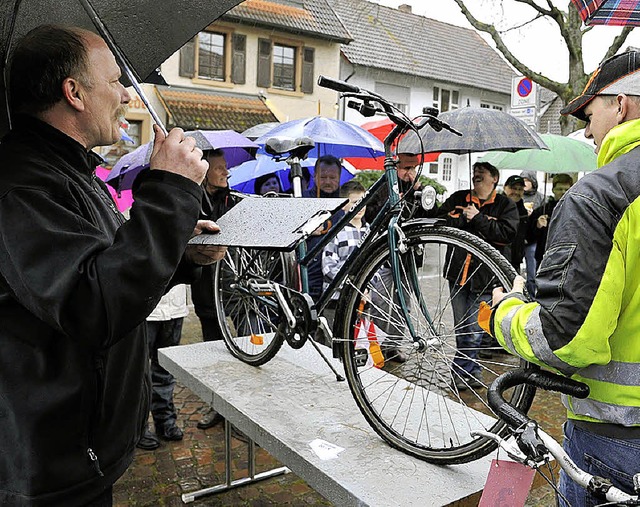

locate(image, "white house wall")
[[160, 22, 342, 121], [338, 61, 510, 196]]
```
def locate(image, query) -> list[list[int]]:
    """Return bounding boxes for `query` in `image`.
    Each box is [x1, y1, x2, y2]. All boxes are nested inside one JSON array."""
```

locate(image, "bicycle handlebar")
[[317, 75, 361, 94], [488, 368, 590, 429]]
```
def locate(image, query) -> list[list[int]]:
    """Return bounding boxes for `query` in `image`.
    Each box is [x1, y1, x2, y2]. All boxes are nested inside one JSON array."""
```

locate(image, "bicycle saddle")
[[264, 136, 315, 159]]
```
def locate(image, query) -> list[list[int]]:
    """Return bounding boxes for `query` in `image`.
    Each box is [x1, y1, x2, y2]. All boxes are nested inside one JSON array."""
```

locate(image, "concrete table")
[[159, 341, 495, 506]]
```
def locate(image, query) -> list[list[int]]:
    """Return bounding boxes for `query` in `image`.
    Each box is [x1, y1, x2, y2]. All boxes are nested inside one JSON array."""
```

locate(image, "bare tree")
[[452, 0, 634, 133]]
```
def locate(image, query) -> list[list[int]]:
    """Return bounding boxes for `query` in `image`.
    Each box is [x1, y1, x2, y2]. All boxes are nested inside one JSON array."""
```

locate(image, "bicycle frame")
[[289, 121, 432, 343]]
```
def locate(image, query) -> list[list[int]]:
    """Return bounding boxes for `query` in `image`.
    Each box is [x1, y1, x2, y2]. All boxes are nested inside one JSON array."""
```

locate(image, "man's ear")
[[61, 77, 85, 112]]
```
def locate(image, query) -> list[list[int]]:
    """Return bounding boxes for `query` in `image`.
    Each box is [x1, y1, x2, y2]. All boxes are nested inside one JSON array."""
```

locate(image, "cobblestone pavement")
[[113, 310, 567, 506]]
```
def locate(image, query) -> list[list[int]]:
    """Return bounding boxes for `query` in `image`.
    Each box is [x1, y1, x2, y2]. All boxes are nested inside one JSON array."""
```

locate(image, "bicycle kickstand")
[[308, 316, 345, 382]]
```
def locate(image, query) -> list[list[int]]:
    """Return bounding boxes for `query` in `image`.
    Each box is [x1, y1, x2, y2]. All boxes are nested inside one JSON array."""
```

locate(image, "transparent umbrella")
[[254, 116, 385, 159]]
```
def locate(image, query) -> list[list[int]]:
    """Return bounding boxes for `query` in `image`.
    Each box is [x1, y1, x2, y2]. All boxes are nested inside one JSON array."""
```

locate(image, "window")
[[428, 163, 438, 175], [442, 157, 452, 182], [272, 44, 296, 90], [179, 31, 246, 85], [198, 32, 225, 81], [256, 39, 315, 94], [433, 87, 459, 113], [375, 82, 409, 115], [481, 102, 504, 111]]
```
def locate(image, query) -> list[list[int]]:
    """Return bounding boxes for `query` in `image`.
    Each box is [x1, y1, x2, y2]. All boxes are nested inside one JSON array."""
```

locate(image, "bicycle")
[[475, 367, 640, 506], [209, 76, 537, 464]]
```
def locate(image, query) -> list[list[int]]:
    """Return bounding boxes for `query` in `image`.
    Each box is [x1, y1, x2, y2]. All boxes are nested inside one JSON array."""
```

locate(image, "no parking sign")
[[511, 76, 537, 108]]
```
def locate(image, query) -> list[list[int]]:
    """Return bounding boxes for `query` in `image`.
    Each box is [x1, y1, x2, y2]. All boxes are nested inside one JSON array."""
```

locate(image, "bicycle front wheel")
[[336, 223, 536, 464], [215, 247, 297, 366]]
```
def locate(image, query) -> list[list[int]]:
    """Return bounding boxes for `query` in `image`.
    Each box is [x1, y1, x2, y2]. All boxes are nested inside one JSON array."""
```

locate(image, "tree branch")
[[602, 27, 634, 63], [513, 0, 552, 17], [452, 0, 565, 95]]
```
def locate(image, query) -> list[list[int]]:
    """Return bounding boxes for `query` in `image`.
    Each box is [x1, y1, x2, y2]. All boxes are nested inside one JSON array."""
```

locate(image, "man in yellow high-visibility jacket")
[[486, 52, 640, 505]]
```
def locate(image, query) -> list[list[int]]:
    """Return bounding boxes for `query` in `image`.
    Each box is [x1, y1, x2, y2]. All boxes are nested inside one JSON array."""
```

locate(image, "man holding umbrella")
[[0, 25, 223, 506], [488, 52, 640, 504]]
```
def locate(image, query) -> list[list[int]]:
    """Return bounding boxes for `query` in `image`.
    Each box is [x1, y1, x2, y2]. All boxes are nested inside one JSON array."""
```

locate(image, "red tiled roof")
[[224, 0, 351, 43], [156, 86, 278, 132]]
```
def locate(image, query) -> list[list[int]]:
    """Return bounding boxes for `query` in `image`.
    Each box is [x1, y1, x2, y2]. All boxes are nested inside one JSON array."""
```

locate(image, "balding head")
[[9, 25, 94, 115]]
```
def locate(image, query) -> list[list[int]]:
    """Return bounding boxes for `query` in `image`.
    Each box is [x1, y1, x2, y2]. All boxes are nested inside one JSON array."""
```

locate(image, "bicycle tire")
[[335, 222, 536, 464], [215, 247, 297, 366]]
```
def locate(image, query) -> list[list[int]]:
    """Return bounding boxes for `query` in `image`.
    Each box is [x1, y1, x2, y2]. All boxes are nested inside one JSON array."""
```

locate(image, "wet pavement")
[[113, 309, 567, 506]]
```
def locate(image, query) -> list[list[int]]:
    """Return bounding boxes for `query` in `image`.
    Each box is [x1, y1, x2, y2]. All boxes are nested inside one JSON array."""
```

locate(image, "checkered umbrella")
[[570, 0, 640, 26]]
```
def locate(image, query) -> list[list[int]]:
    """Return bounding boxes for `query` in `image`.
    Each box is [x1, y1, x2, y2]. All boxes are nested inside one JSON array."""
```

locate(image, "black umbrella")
[[398, 107, 548, 191], [0, 0, 244, 136]]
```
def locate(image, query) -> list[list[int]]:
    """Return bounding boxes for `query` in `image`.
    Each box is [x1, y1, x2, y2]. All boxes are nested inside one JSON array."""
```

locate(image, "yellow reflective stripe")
[[568, 397, 640, 426], [573, 374, 640, 408], [579, 361, 640, 387], [494, 296, 538, 362]]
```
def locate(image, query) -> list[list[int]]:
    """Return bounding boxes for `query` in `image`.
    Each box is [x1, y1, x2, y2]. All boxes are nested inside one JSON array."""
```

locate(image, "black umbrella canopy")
[[0, 0, 244, 135], [398, 108, 548, 155]]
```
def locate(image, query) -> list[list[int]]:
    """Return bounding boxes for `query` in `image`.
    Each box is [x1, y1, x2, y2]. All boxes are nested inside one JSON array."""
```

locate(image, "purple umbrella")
[[107, 130, 258, 190]]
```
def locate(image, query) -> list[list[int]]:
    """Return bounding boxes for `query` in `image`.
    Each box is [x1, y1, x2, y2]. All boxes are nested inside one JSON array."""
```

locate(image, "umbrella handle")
[[78, 0, 168, 135]]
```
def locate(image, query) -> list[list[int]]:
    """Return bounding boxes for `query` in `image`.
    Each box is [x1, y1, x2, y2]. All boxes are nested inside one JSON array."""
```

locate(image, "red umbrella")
[[570, 0, 640, 26], [346, 118, 440, 170]]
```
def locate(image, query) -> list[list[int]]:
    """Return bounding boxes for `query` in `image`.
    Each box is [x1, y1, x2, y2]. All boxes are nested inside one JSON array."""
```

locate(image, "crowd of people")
[[2, 21, 638, 507]]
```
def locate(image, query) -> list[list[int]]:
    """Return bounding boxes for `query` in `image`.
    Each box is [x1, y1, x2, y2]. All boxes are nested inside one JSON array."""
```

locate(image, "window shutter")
[[232, 34, 246, 84], [257, 38, 272, 88], [179, 37, 196, 78], [301, 47, 315, 94]]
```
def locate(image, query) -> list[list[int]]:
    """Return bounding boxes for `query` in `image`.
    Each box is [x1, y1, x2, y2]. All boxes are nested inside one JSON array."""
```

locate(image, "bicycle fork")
[[387, 219, 445, 353]]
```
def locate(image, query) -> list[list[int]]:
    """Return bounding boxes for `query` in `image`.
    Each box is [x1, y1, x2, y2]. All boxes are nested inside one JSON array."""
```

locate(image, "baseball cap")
[[504, 175, 525, 187], [560, 51, 640, 121]]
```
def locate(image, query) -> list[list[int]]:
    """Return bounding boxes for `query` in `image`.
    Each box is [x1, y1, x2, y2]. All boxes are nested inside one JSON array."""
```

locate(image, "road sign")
[[510, 106, 537, 128], [511, 76, 537, 108]]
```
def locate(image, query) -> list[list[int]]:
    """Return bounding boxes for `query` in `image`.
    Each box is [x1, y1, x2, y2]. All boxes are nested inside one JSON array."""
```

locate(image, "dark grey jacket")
[[0, 116, 202, 506]]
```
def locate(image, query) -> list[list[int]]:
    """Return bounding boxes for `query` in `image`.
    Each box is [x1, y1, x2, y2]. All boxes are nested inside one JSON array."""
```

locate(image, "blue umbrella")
[[229, 156, 357, 194], [107, 130, 258, 190], [254, 116, 385, 159]]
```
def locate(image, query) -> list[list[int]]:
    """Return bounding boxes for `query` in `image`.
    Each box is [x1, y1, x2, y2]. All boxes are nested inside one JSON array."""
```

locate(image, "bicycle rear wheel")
[[215, 247, 297, 366], [336, 223, 536, 464]]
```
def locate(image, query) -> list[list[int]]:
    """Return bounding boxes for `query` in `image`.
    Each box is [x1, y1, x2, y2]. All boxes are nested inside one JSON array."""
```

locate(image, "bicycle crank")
[[280, 290, 318, 349]]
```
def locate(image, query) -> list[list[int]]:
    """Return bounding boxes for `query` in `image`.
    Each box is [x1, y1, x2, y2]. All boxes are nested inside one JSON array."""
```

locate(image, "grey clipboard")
[[188, 196, 348, 251]]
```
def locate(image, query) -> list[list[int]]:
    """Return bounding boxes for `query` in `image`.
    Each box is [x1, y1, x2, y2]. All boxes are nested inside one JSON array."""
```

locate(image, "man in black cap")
[[501, 175, 528, 271], [486, 52, 640, 505]]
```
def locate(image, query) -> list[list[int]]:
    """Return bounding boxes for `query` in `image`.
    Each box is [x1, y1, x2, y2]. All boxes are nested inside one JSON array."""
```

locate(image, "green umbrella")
[[478, 133, 597, 174]]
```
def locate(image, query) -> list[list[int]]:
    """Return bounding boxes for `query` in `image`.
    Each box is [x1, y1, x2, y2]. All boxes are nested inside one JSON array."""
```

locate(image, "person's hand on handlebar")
[[492, 275, 526, 307]]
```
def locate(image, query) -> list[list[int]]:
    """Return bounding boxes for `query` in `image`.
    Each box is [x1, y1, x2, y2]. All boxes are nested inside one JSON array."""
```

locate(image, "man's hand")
[[185, 220, 227, 265], [492, 275, 526, 307], [149, 125, 209, 185], [536, 215, 549, 229], [463, 204, 479, 221]]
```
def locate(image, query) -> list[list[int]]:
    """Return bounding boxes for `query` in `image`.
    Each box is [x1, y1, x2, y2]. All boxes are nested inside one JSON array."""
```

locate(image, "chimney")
[[398, 4, 412, 13]]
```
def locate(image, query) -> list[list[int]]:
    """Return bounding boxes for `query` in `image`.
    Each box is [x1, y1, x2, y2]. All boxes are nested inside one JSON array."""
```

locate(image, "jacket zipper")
[[91, 173, 125, 225], [87, 354, 106, 477], [87, 448, 104, 477]]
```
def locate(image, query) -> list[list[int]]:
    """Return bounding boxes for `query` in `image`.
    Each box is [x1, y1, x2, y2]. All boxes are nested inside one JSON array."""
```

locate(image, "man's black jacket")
[[0, 116, 202, 506]]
